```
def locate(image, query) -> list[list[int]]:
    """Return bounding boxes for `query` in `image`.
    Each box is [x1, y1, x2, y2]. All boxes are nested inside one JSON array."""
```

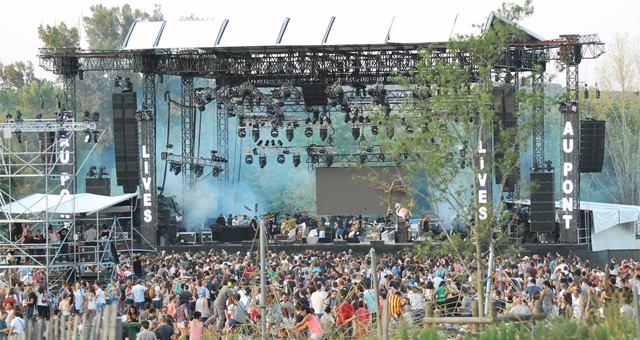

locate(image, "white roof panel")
[[122, 21, 165, 50], [155, 20, 222, 49], [278, 15, 335, 46], [0, 193, 137, 216], [324, 14, 395, 45], [387, 10, 480, 44], [217, 16, 287, 47]]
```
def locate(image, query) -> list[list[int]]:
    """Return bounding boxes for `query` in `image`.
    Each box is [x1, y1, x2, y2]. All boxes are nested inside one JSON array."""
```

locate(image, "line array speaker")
[[112, 92, 140, 193], [579, 119, 605, 173], [530, 172, 555, 233], [493, 87, 519, 192]]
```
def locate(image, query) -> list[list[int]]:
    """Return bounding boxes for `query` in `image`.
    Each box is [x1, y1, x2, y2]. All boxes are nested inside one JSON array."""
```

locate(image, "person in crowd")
[[135, 320, 157, 340], [290, 305, 323, 340]]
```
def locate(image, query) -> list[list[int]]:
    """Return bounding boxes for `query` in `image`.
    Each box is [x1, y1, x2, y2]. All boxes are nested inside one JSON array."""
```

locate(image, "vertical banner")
[[139, 120, 157, 245], [560, 109, 579, 243], [475, 124, 492, 223], [56, 130, 75, 219]]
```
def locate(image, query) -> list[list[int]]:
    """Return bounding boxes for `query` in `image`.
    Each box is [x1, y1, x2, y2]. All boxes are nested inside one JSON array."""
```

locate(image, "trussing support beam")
[[215, 89, 230, 183], [560, 61, 580, 243], [532, 72, 545, 166], [181, 76, 195, 200], [62, 76, 76, 115]]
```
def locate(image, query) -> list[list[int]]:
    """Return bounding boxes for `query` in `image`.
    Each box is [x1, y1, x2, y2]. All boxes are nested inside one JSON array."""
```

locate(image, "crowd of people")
[[0, 248, 638, 339]]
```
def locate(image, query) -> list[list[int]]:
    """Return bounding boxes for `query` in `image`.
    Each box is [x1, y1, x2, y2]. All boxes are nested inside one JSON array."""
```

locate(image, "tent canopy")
[[509, 200, 640, 234], [1, 193, 138, 217]]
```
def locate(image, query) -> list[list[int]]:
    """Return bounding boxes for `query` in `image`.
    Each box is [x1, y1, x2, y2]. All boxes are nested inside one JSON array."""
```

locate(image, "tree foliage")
[[37, 22, 80, 49], [584, 32, 640, 205], [366, 0, 539, 315], [83, 4, 164, 50]]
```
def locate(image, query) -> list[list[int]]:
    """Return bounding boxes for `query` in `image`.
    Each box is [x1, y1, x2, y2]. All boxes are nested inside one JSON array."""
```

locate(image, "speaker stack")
[[579, 119, 605, 173], [493, 87, 520, 192], [529, 172, 556, 233], [85, 178, 111, 196], [112, 92, 140, 193]]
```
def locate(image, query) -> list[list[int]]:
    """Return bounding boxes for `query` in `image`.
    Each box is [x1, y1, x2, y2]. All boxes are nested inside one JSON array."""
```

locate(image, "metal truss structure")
[[37, 32, 604, 243]]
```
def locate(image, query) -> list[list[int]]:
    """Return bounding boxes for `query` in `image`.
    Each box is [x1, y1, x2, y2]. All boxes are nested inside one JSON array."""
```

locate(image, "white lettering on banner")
[[477, 139, 488, 220], [58, 136, 72, 219], [141, 145, 153, 223], [562, 121, 574, 229]]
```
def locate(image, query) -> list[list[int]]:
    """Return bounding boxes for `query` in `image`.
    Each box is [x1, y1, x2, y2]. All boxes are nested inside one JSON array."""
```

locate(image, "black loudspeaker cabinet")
[[579, 120, 605, 173], [530, 172, 555, 233], [112, 92, 140, 193], [493, 87, 520, 191], [85, 178, 111, 196]]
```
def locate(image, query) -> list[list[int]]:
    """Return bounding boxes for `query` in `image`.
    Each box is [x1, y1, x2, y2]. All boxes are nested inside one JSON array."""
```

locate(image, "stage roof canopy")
[[122, 11, 543, 52], [0, 193, 138, 217]]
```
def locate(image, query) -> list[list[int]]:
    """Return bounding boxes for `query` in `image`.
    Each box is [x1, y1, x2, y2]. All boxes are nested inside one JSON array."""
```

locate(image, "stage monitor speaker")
[[579, 120, 605, 173], [494, 87, 519, 192], [112, 92, 140, 193], [85, 178, 111, 196], [301, 83, 328, 107], [530, 172, 555, 232]]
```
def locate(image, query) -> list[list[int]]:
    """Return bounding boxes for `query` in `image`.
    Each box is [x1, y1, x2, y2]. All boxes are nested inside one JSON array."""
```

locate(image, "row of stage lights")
[[168, 163, 224, 178]]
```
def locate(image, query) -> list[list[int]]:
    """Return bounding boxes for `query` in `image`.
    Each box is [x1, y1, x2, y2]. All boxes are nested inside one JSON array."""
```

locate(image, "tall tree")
[[83, 4, 164, 50], [585, 33, 640, 205], [370, 1, 538, 316], [37, 22, 80, 49]]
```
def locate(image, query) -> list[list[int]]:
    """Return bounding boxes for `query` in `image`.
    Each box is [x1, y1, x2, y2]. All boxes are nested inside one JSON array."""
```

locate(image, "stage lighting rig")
[[15, 110, 23, 123], [212, 166, 222, 177], [87, 166, 97, 178], [259, 155, 267, 169], [327, 81, 344, 107], [99, 166, 108, 178], [270, 128, 279, 138], [286, 127, 294, 142], [277, 154, 285, 164], [367, 83, 387, 105], [245, 155, 254, 164], [304, 127, 313, 138], [325, 154, 334, 167], [351, 127, 360, 141], [238, 128, 246, 138], [252, 128, 260, 143], [319, 127, 328, 141], [193, 165, 205, 178], [84, 130, 91, 143]]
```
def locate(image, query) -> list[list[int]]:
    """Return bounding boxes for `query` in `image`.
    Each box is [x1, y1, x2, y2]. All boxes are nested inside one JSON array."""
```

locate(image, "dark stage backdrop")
[[316, 167, 406, 215]]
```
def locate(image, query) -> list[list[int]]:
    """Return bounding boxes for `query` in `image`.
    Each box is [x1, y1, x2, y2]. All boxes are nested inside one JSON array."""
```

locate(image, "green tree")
[[37, 22, 80, 49], [583, 32, 640, 205], [83, 4, 164, 50], [370, 1, 539, 316]]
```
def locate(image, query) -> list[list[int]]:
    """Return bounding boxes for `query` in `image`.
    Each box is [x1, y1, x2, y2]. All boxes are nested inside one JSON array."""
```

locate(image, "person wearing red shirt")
[[334, 298, 355, 339]]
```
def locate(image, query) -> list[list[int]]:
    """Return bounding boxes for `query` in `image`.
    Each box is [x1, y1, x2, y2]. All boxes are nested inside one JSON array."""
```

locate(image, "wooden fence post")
[[471, 300, 479, 333]]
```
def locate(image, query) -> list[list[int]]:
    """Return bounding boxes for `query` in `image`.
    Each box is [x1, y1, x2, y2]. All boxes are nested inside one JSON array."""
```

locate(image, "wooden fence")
[[8, 304, 122, 340]]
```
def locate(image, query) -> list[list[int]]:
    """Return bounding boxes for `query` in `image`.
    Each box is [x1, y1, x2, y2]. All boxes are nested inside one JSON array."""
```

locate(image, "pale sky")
[[1, 0, 638, 86]]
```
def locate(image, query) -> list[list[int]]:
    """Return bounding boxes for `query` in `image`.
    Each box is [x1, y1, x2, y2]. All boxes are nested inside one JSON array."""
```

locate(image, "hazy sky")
[[1, 0, 638, 85]]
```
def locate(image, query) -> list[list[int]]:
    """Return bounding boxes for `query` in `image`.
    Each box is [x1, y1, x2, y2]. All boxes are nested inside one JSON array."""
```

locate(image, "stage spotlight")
[[405, 125, 414, 134], [371, 125, 379, 136], [378, 153, 386, 162], [84, 130, 91, 143], [193, 165, 204, 178], [359, 154, 367, 165], [238, 128, 246, 138], [277, 140, 283, 147], [252, 128, 260, 142], [83, 111, 91, 121], [325, 155, 334, 167], [319, 127, 328, 141], [93, 130, 99, 143], [270, 140, 276, 147], [312, 109, 320, 124], [311, 155, 319, 164], [545, 160, 553, 171], [36, 113, 43, 120], [245, 155, 253, 164], [270, 128, 279, 138], [277, 154, 285, 164], [259, 155, 267, 169], [5, 113, 12, 122], [304, 127, 313, 138], [212, 166, 221, 177], [172, 163, 182, 176], [15, 131, 21, 144], [292, 155, 301, 167], [351, 127, 360, 141], [257, 140, 264, 147], [344, 112, 351, 124], [583, 83, 589, 99], [87, 166, 97, 178], [286, 128, 294, 142]]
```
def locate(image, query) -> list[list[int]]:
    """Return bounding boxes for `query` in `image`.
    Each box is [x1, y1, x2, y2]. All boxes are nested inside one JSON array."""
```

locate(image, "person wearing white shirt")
[[131, 280, 148, 310], [310, 283, 326, 318], [73, 283, 84, 314], [94, 284, 106, 312], [8, 311, 25, 335]]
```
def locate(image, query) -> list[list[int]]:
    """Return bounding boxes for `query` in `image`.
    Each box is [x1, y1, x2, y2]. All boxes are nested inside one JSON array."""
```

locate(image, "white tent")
[[510, 199, 640, 251], [0, 193, 138, 218]]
